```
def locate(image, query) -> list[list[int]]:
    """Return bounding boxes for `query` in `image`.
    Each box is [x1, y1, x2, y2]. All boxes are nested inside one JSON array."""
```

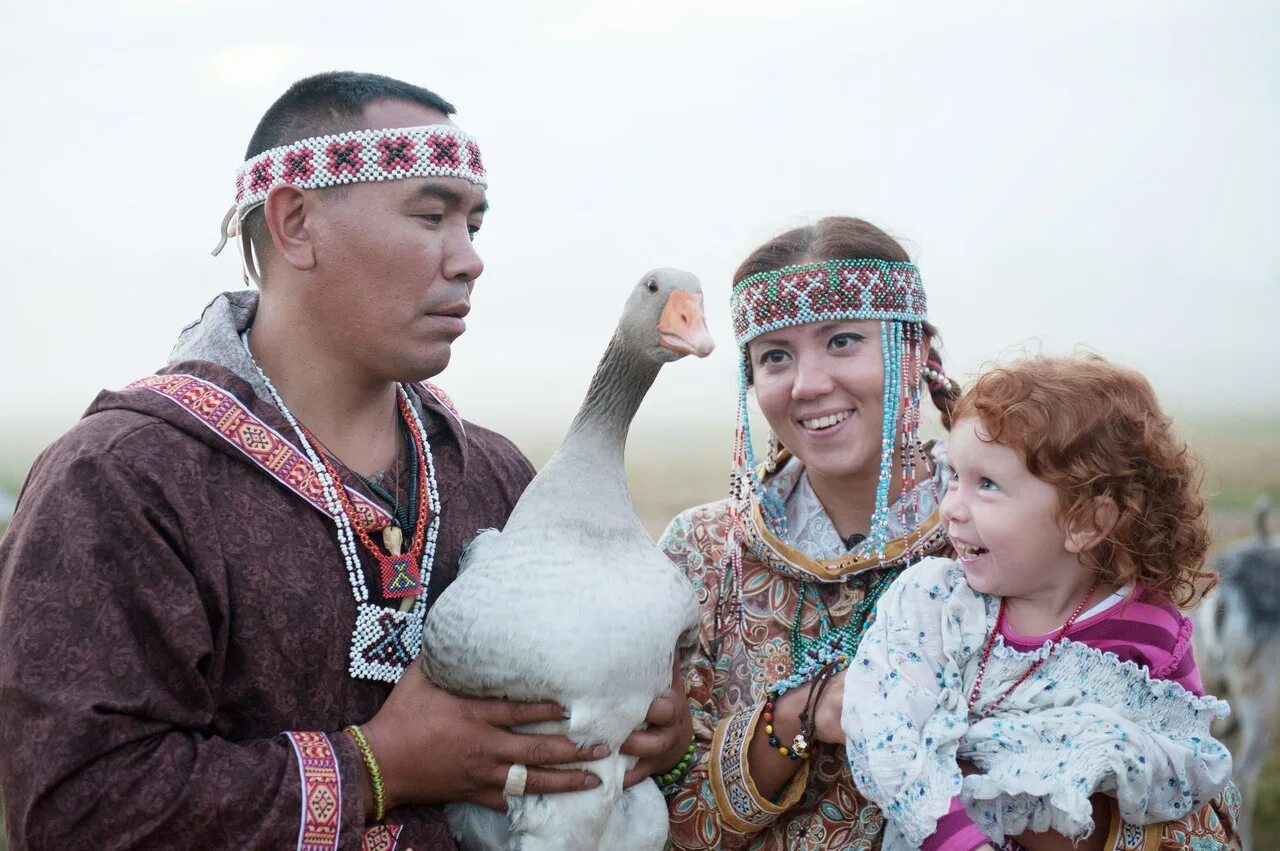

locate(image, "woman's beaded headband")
[[730, 259, 927, 347], [213, 124, 487, 257]]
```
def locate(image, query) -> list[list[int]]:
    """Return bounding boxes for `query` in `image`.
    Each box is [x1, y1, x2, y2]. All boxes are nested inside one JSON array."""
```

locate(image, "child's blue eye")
[[979, 478, 999, 491]]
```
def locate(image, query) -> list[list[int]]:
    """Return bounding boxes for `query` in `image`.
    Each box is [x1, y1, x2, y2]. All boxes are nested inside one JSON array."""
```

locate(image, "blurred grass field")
[[0, 412, 1276, 847]]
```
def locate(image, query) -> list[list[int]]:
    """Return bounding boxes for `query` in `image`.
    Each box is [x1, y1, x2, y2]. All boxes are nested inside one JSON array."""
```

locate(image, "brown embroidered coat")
[[0, 360, 534, 850]]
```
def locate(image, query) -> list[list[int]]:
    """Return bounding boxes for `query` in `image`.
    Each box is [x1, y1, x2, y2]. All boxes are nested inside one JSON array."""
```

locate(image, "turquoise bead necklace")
[[770, 568, 901, 699]]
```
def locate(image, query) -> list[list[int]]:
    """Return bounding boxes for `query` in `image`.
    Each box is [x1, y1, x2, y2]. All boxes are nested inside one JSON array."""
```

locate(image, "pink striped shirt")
[[923, 587, 1202, 851], [1000, 586, 1202, 695]]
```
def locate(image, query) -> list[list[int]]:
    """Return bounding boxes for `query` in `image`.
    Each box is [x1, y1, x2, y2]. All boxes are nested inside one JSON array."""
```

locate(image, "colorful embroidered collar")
[[742, 449, 950, 583]]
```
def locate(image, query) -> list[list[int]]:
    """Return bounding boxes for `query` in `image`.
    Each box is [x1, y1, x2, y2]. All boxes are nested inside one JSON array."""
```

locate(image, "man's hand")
[[361, 661, 607, 812], [621, 661, 693, 788]]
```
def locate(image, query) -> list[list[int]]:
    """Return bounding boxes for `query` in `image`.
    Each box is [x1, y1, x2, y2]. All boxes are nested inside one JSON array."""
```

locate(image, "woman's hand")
[[810, 668, 847, 745], [621, 660, 693, 788]]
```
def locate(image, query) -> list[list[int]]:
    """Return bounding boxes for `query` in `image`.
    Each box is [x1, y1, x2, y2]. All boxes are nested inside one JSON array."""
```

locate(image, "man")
[[0, 72, 691, 849]]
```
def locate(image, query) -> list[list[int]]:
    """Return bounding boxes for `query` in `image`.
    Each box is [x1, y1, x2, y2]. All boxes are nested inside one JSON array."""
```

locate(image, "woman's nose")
[[790, 357, 835, 400]]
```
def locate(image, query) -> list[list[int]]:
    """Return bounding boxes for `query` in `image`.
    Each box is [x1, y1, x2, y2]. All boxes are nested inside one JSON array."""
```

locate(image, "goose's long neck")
[[563, 329, 661, 468]]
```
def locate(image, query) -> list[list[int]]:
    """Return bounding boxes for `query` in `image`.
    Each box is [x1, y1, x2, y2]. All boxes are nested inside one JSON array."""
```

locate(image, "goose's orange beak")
[[658, 291, 715, 358]]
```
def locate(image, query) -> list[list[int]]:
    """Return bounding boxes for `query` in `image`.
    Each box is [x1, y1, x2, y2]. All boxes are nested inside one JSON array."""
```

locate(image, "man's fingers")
[[475, 764, 601, 805], [620, 729, 668, 758], [495, 730, 609, 766], [644, 694, 677, 726], [473, 791, 508, 812], [622, 765, 650, 788], [522, 767, 601, 796], [472, 698, 567, 728]]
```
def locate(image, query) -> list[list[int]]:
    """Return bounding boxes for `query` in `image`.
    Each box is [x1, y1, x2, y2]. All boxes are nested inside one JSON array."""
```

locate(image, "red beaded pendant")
[[304, 393, 431, 600]]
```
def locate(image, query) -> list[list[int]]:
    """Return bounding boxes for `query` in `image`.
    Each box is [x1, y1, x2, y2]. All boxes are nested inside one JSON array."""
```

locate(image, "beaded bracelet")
[[345, 724, 386, 822], [655, 735, 697, 792], [765, 657, 846, 761]]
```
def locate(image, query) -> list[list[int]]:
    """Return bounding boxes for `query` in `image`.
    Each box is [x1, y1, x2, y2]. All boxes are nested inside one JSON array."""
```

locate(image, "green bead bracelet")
[[655, 735, 697, 792]]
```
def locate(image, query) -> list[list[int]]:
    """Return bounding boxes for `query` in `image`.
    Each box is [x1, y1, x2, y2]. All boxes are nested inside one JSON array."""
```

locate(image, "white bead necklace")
[[240, 332, 442, 682]]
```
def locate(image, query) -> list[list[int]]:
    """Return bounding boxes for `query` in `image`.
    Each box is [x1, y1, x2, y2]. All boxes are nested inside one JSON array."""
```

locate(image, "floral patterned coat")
[[658, 495, 1243, 850]]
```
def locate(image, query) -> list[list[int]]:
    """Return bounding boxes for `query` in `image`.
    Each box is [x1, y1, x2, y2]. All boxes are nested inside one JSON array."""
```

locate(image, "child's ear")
[[1065, 496, 1119, 554]]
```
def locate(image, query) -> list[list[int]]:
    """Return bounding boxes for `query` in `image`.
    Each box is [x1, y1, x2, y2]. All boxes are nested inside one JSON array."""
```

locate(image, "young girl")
[[841, 354, 1233, 851]]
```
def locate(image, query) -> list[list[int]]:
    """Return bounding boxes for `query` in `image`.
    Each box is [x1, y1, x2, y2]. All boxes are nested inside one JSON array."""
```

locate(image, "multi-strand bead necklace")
[[241, 333, 442, 682], [764, 568, 900, 760]]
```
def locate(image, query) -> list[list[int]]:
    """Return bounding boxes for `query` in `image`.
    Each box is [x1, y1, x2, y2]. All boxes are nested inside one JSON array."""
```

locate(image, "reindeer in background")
[[1196, 497, 1280, 850]]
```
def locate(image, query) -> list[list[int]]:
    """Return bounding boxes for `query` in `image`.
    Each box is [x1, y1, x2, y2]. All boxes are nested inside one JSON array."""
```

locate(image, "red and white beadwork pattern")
[[285, 731, 343, 851], [129, 373, 393, 531], [234, 124, 487, 220], [361, 824, 403, 851], [729, 259, 927, 346]]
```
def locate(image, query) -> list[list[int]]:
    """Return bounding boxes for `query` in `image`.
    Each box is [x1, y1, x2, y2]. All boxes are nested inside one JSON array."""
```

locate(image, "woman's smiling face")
[[748, 319, 888, 483]]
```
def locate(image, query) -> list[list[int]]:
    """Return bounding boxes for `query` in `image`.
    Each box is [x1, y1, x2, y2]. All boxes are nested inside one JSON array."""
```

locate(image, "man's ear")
[[262, 185, 315, 271], [1065, 495, 1119, 554]]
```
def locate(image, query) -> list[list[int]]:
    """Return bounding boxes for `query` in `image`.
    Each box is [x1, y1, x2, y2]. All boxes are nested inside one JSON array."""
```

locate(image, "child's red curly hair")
[[951, 353, 1214, 608]]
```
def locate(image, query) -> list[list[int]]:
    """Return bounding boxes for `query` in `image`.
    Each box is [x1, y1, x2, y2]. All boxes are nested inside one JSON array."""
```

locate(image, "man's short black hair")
[[242, 71, 456, 260]]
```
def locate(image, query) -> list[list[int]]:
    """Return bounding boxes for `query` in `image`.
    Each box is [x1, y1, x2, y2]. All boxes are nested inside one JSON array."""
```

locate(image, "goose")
[[421, 268, 714, 851]]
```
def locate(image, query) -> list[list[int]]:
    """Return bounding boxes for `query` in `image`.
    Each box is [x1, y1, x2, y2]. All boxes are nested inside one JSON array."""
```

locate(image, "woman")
[[657, 217, 1242, 850]]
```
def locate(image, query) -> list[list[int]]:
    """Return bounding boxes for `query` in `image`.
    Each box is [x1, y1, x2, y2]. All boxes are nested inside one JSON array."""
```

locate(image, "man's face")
[[305, 99, 487, 382]]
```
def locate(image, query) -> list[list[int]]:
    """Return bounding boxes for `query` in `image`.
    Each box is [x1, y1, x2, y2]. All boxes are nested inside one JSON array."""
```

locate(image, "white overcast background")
[[0, 0, 1276, 446]]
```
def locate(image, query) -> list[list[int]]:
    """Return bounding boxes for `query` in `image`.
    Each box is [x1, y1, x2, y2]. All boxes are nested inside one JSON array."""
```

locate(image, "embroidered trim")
[[1102, 797, 1161, 850], [709, 703, 809, 834], [130, 373, 392, 531], [421, 380, 463, 436], [286, 731, 343, 851], [361, 824, 402, 851], [745, 494, 949, 583]]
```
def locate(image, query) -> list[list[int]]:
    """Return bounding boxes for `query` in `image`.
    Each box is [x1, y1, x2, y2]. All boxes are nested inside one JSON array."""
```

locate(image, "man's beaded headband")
[[730, 259, 927, 347], [213, 124, 486, 257]]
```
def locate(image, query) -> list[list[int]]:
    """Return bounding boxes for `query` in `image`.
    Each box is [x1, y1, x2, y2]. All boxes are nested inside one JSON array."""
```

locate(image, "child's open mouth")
[[954, 541, 989, 564]]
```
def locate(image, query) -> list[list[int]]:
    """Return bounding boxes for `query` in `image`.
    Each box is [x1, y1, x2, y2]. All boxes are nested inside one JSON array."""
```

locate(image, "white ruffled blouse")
[[841, 556, 1233, 849]]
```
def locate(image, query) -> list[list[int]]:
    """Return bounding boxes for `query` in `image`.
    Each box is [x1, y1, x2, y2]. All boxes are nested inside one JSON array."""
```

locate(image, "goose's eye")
[[646, 279, 658, 293]]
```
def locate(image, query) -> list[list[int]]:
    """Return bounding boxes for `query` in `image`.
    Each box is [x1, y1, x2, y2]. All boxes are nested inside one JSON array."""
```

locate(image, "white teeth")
[[800, 410, 852, 430]]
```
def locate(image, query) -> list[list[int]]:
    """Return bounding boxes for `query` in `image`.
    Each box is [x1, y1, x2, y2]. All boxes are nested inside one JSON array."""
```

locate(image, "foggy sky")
[[1, 0, 1276, 440]]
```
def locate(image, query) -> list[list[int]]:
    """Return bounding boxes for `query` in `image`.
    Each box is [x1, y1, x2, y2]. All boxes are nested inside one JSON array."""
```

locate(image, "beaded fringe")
[[718, 320, 928, 637]]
